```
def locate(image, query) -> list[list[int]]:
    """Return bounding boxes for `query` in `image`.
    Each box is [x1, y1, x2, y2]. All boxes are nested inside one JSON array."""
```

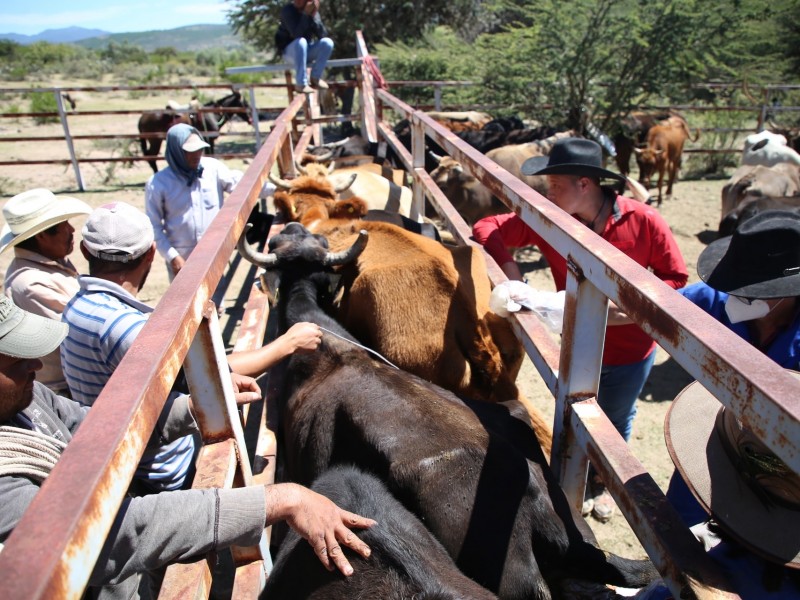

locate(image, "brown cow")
[[634, 116, 699, 206], [271, 179, 552, 455], [612, 110, 678, 177]]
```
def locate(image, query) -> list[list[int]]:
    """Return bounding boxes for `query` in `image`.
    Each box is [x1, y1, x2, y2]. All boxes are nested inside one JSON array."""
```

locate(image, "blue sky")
[[0, 0, 230, 35]]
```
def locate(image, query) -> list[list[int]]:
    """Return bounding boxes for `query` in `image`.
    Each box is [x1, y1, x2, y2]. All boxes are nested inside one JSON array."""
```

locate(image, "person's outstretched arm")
[[226, 322, 322, 378]]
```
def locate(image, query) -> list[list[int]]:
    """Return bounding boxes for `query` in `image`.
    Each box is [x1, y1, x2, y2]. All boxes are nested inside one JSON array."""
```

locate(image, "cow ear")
[[258, 269, 281, 304], [274, 192, 297, 221]]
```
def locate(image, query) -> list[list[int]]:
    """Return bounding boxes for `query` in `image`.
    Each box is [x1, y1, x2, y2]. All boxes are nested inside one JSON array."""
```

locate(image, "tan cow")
[[274, 160, 415, 219], [634, 116, 699, 206], [425, 110, 493, 132], [719, 163, 800, 234], [429, 131, 575, 225]]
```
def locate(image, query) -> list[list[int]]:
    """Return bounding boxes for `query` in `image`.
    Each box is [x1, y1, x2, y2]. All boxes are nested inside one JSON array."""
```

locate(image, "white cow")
[[742, 130, 800, 167]]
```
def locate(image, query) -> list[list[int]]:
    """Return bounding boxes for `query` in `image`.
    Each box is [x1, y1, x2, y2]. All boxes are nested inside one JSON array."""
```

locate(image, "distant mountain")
[[0, 26, 110, 45], [75, 24, 246, 52]]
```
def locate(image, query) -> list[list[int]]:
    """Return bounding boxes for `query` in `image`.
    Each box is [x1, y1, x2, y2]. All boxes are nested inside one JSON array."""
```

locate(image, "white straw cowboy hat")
[[0, 188, 92, 255], [665, 376, 800, 568]]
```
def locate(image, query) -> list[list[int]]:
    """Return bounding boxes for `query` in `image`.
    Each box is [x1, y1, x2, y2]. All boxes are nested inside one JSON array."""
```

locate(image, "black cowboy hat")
[[697, 210, 800, 299], [520, 138, 625, 183]]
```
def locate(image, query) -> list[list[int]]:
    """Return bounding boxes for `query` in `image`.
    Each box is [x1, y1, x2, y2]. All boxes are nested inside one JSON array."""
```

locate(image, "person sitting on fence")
[[275, 0, 334, 94], [144, 123, 274, 311], [633, 378, 800, 599], [60, 202, 322, 492], [0, 188, 92, 396], [0, 296, 375, 599], [472, 137, 689, 523]]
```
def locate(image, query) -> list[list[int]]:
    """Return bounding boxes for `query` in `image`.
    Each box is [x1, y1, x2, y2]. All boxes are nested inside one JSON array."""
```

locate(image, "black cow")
[[238, 223, 658, 600], [263, 465, 498, 599]]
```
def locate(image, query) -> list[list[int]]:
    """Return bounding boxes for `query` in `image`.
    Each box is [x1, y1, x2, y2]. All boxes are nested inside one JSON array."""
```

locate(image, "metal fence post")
[[55, 89, 84, 191]]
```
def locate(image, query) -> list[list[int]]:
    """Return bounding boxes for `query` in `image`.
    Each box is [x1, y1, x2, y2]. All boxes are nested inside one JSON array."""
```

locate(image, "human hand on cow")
[[230, 372, 262, 405], [282, 322, 323, 354], [265, 482, 376, 576]]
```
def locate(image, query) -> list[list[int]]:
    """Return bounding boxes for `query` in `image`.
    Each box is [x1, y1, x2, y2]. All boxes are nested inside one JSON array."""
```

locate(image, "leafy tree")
[[226, 0, 483, 58]]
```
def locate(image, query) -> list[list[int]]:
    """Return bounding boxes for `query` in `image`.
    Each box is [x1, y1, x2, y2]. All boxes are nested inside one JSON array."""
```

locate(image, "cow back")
[[316, 220, 524, 403], [263, 466, 499, 600]]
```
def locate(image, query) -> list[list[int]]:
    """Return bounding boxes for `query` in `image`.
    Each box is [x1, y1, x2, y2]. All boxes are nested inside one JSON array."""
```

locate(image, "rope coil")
[[0, 426, 65, 483]]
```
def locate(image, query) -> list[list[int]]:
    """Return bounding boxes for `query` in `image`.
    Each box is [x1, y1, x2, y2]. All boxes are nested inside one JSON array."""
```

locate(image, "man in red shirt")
[[473, 138, 688, 522]]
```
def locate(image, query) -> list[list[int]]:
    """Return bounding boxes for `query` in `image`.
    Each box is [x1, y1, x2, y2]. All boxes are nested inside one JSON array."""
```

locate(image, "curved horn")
[[333, 173, 357, 193], [333, 173, 358, 194], [313, 149, 335, 162], [428, 151, 443, 164], [323, 229, 368, 266], [237, 224, 278, 268], [327, 162, 335, 174], [295, 160, 308, 175], [269, 172, 293, 190]]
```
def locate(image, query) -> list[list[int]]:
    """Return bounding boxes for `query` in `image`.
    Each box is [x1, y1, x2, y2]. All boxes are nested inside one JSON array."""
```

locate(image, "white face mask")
[[724, 295, 772, 323]]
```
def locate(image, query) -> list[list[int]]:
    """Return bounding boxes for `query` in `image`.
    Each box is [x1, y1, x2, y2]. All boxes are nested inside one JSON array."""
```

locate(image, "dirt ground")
[[0, 88, 728, 561]]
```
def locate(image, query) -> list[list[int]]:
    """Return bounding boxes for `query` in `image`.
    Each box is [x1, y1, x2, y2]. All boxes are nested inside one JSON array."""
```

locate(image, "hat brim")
[[0, 197, 92, 255], [520, 157, 626, 183], [697, 236, 800, 299], [0, 308, 67, 359], [182, 139, 210, 152], [665, 379, 800, 568]]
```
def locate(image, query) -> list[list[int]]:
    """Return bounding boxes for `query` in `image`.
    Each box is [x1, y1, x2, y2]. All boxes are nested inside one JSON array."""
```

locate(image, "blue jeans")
[[284, 37, 334, 86], [597, 350, 657, 442]]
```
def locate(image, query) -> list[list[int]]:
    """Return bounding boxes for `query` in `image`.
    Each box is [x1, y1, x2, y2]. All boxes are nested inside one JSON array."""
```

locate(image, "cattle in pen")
[[634, 116, 699, 206], [719, 163, 800, 234], [271, 189, 529, 408], [238, 223, 659, 600], [263, 465, 498, 599]]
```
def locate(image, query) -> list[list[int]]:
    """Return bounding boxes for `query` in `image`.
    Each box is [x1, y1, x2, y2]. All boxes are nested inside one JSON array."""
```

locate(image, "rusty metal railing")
[[0, 91, 307, 599], [375, 80, 800, 598]]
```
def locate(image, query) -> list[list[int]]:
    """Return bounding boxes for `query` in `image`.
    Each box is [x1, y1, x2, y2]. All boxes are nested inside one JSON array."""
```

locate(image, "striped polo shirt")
[[61, 276, 196, 492]]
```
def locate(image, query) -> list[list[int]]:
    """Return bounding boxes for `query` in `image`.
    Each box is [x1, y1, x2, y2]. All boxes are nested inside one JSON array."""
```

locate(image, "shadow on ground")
[[641, 355, 694, 403]]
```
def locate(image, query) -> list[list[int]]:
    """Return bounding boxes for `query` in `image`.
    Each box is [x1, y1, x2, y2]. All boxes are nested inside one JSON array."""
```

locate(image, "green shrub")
[[29, 91, 59, 125]]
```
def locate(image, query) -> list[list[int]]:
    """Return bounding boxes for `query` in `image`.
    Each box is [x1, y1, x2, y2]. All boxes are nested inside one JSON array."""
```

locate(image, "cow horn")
[[237, 224, 278, 268], [314, 149, 335, 162], [269, 172, 293, 190], [323, 229, 368, 266], [295, 160, 308, 175], [333, 173, 357, 193], [429, 151, 443, 164], [327, 162, 335, 174]]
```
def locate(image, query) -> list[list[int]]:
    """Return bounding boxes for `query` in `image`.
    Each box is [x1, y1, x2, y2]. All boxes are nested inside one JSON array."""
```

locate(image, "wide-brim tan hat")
[[665, 377, 800, 568], [0, 188, 92, 255]]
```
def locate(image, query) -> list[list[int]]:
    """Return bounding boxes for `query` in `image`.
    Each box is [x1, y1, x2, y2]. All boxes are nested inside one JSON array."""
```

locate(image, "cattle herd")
[[238, 110, 800, 598]]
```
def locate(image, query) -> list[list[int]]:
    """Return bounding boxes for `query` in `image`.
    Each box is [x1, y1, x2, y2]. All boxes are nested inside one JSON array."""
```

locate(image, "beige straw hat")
[[0, 188, 92, 255], [665, 375, 800, 568]]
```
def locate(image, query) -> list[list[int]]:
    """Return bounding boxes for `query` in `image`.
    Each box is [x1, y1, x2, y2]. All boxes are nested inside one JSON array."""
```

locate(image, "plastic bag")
[[489, 280, 565, 334]]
